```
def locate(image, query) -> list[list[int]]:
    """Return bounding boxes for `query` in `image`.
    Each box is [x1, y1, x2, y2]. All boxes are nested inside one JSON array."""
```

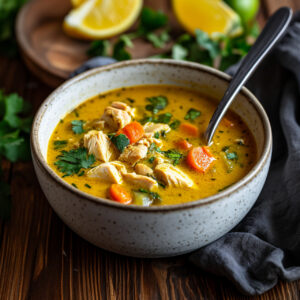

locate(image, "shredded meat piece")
[[84, 130, 113, 162], [154, 163, 194, 188], [87, 162, 123, 184], [124, 172, 158, 190], [135, 163, 153, 176], [101, 106, 131, 130], [111, 101, 136, 117], [119, 144, 148, 166], [143, 122, 171, 138]]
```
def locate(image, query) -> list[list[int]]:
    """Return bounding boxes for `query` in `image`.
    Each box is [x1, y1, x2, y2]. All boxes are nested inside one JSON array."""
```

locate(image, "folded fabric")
[[190, 11, 300, 295]]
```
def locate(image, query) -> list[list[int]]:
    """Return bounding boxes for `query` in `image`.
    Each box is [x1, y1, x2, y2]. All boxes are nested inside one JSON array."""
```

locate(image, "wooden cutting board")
[[16, 0, 181, 87]]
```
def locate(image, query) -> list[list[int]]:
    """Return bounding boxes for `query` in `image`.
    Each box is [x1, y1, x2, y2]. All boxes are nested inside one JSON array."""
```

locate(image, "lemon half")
[[173, 0, 243, 39], [64, 0, 143, 40]]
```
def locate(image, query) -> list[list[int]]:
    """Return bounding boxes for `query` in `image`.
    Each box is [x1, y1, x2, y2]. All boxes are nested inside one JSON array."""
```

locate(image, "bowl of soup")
[[31, 59, 272, 257]]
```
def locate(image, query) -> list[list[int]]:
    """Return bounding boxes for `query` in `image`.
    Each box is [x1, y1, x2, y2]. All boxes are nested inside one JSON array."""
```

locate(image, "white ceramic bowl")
[[31, 59, 272, 258]]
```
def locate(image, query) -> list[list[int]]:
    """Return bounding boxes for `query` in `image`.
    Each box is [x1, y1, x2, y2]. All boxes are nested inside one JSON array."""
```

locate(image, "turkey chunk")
[[111, 101, 136, 117], [135, 163, 153, 176], [124, 173, 158, 190], [143, 122, 171, 138], [101, 106, 131, 130], [87, 162, 123, 184], [84, 130, 113, 162], [154, 163, 194, 188], [119, 144, 148, 166]]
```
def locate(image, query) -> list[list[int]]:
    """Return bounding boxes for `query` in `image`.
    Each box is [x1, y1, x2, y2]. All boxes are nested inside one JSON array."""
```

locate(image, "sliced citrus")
[[64, 0, 143, 40], [172, 0, 243, 38]]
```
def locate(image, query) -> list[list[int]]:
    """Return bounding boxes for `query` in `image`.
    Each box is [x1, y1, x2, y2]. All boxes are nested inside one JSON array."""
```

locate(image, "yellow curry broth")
[[47, 85, 256, 205]]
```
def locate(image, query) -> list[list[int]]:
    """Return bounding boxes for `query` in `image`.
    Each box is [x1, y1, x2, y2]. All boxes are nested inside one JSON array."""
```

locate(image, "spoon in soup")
[[204, 7, 293, 145]]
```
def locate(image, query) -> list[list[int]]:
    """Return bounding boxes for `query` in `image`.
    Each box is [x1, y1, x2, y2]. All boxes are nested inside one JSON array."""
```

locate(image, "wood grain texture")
[[1, 0, 300, 299]]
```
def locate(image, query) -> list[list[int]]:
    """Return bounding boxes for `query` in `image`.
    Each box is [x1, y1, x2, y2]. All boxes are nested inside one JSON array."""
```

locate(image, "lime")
[[225, 0, 260, 23]]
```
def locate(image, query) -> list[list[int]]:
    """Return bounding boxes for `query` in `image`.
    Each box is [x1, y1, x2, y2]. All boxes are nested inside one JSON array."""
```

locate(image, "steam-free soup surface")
[[48, 85, 256, 206]]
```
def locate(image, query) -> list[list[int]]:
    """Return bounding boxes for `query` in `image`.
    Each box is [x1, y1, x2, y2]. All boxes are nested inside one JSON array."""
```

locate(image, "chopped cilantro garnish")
[[111, 134, 130, 152], [85, 183, 92, 189], [71, 120, 85, 134], [170, 120, 181, 130], [184, 108, 201, 121], [145, 95, 168, 114], [156, 112, 172, 124], [54, 148, 95, 176], [163, 149, 183, 166], [148, 156, 155, 163], [138, 188, 161, 202], [154, 132, 160, 139], [72, 183, 78, 189], [127, 98, 135, 103], [226, 152, 238, 160], [53, 140, 68, 150]]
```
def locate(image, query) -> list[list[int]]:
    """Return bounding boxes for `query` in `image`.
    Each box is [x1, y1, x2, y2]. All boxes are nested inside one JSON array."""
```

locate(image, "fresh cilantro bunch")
[[0, 90, 32, 220], [0, 0, 28, 57]]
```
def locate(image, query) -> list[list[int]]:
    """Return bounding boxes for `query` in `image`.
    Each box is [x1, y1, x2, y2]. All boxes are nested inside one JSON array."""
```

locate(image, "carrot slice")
[[175, 139, 192, 151], [187, 146, 216, 173], [118, 121, 144, 144], [179, 123, 199, 137], [221, 117, 234, 127], [109, 184, 132, 204]]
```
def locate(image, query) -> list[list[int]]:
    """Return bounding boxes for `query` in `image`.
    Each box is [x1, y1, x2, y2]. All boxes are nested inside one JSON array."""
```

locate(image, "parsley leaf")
[[111, 134, 130, 152], [163, 149, 183, 166], [86, 40, 110, 57], [139, 7, 168, 32], [53, 140, 68, 150], [170, 120, 181, 130], [138, 188, 161, 201], [113, 38, 131, 61], [155, 112, 172, 124], [226, 152, 238, 160], [146, 30, 170, 48], [145, 95, 168, 114], [54, 148, 95, 176], [71, 120, 85, 134], [184, 108, 201, 121]]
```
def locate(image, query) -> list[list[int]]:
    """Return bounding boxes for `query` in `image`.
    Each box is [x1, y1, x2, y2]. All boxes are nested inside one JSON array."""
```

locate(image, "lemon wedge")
[[172, 0, 243, 38], [64, 0, 143, 40]]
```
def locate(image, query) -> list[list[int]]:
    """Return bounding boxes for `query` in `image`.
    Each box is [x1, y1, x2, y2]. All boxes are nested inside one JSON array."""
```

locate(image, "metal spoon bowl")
[[204, 7, 293, 145]]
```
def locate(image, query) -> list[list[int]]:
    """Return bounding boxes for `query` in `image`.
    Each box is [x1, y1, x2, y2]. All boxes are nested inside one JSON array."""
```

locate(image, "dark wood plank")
[[1, 0, 300, 299]]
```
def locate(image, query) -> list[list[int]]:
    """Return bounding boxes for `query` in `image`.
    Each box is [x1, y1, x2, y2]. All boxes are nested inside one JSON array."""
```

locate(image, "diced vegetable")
[[180, 123, 199, 137], [109, 184, 132, 204], [187, 146, 215, 173], [184, 108, 201, 121], [133, 191, 153, 206], [118, 121, 144, 144], [111, 134, 130, 152], [175, 139, 192, 151]]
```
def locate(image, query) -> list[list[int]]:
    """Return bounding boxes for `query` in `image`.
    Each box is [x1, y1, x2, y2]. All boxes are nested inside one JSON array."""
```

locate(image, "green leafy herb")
[[86, 40, 110, 57], [148, 156, 155, 163], [226, 152, 238, 160], [111, 134, 130, 152], [85, 183, 92, 189], [71, 120, 85, 134], [155, 112, 172, 124], [54, 148, 95, 176], [126, 98, 135, 103], [145, 95, 168, 114], [184, 108, 201, 121], [170, 119, 181, 130], [139, 7, 168, 32], [0, 90, 32, 219], [172, 44, 188, 60], [154, 132, 160, 139], [138, 188, 161, 201], [163, 149, 183, 166], [113, 38, 132, 61], [72, 183, 78, 189], [0, 0, 28, 57], [146, 30, 170, 48], [53, 140, 68, 150]]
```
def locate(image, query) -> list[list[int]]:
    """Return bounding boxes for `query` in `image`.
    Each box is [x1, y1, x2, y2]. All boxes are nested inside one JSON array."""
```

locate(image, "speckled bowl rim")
[[31, 59, 272, 212]]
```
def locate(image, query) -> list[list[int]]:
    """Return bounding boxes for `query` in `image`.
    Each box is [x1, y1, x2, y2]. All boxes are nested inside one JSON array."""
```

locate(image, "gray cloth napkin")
[[190, 12, 300, 296]]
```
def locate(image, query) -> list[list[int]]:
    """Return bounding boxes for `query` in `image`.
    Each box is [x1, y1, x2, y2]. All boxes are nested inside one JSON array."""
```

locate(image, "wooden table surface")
[[1, 0, 300, 299]]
